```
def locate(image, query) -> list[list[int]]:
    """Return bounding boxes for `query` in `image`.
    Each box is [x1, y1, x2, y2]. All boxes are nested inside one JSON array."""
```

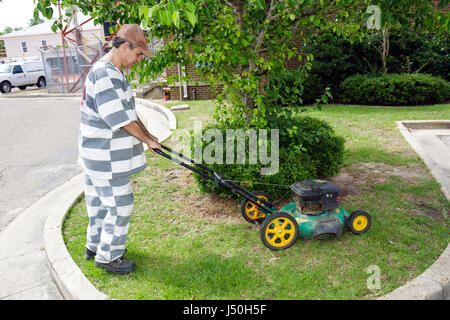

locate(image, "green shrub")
[[193, 114, 345, 199], [301, 73, 327, 105], [340, 73, 450, 106], [264, 69, 332, 107], [264, 69, 306, 107], [284, 115, 345, 177]]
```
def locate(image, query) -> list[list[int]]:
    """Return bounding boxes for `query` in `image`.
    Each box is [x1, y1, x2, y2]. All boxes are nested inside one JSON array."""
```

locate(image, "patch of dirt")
[[329, 162, 431, 198], [411, 203, 445, 219], [358, 162, 430, 182], [161, 168, 193, 186], [328, 162, 450, 222], [328, 171, 361, 197], [180, 193, 243, 224], [156, 167, 244, 224]]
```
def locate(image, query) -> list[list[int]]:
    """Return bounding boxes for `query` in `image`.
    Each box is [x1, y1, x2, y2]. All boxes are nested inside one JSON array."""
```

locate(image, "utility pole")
[[58, 1, 70, 92]]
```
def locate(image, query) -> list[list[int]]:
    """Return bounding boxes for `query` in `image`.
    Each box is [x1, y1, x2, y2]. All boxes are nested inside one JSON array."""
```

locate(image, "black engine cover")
[[290, 179, 339, 212]]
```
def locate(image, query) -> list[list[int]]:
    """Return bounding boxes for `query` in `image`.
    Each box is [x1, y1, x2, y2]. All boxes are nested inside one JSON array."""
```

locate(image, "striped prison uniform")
[[78, 60, 147, 263]]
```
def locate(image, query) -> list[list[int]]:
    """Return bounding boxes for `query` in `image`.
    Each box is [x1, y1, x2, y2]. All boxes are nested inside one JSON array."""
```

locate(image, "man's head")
[[111, 24, 151, 68]]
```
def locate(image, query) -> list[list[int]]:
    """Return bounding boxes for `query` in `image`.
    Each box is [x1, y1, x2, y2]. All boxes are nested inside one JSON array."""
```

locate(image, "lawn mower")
[[154, 144, 371, 251]]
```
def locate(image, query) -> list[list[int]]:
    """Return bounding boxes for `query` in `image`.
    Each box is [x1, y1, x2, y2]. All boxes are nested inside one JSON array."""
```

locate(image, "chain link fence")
[[41, 42, 104, 93]]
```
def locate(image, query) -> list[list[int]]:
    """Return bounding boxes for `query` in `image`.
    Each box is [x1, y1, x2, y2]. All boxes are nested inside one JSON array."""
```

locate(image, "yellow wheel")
[[347, 210, 371, 235], [240, 191, 272, 224], [260, 212, 299, 251]]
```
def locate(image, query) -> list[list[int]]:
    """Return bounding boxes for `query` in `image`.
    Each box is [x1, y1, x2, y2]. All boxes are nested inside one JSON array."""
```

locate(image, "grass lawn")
[[64, 101, 449, 300]]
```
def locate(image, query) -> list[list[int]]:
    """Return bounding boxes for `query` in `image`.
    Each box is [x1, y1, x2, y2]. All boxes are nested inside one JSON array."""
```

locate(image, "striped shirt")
[[78, 60, 147, 179]]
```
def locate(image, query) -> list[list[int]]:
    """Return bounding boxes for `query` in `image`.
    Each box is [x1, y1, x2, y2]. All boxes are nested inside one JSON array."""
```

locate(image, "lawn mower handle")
[[152, 145, 275, 215]]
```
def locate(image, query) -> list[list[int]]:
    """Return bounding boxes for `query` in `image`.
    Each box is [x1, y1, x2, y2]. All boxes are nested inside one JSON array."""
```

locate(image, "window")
[[42, 40, 47, 46], [0, 64, 12, 73], [13, 65, 24, 74], [21, 41, 27, 53], [195, 60, 212, 69]]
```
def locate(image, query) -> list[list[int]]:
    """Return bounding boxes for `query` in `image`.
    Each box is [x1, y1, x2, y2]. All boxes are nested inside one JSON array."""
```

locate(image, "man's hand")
[[146, 139, 161, 155]]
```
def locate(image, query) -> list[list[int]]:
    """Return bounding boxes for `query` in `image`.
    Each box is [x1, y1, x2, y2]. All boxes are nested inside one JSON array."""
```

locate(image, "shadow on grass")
[[121, 250, 260, 299]]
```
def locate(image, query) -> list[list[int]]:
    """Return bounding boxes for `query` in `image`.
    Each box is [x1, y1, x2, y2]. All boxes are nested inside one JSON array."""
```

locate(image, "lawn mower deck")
[[242, 179, 371, 250], [154, 145, 371, 251]]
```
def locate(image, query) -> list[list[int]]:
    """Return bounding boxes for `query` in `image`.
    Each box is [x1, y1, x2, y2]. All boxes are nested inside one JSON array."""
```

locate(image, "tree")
[[32, 0, 449, 127], [0, 40, 5, 57], [29, 16, 45, 27], [0, 26, 22, 36]]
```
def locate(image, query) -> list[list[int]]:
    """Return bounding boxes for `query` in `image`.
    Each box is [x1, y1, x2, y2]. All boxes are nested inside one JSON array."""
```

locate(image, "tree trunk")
[[242, 92, 255, 124], [381, 28, 389, 74]]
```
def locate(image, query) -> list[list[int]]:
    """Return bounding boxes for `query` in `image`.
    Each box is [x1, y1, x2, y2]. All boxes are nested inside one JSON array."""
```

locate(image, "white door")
[[11, 65, 27, 86]]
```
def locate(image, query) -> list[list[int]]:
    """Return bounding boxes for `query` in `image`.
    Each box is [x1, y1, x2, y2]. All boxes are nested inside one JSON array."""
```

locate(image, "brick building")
[[164, 62, 217, 101], [162, 41, 303, 101]]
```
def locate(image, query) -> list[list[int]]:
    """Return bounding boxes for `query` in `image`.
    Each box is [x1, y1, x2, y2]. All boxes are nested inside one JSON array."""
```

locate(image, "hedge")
[[339, 73, 450, 106]]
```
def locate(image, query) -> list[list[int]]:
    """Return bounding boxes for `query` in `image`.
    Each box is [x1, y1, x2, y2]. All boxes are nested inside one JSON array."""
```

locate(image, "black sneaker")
[[95, 256, 136, 274], [84, 248, 96, 261], [85, 248, 127, 261]]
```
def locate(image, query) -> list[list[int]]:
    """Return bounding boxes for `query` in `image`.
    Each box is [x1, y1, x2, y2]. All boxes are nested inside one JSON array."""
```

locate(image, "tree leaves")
[[172, 10, 181, 29], [140, 1, 198, 29], [184, 10, 197, 27]]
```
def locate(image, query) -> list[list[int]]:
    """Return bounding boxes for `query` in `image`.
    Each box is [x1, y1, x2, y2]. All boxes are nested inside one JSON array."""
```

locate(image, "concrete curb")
[[377, 120, 450, 300], [43, 99, 175, 300], [1, 93, 81, 99], [379, 244, 450, 300], [135, 97, 177, 143], [43, 174, 108, 300]]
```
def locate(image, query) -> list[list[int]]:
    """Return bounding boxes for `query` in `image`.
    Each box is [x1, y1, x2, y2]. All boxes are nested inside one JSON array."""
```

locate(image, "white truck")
[[0, 61, 46, 93]]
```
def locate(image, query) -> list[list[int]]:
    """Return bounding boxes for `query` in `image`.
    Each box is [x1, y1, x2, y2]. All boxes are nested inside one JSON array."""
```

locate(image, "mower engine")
[[290, 179, 339, 215]]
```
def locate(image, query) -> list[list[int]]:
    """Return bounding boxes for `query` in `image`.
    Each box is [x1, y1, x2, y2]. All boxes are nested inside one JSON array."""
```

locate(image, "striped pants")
[[84, 174, 134, 263]]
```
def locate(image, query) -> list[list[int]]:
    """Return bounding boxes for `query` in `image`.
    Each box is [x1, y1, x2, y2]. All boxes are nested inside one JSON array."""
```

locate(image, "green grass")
[[63, 101, 450, 300], [304, 104, 450, 166]]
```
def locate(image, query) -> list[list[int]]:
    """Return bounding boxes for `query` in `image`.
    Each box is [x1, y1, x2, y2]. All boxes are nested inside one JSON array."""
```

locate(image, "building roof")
[[0, 13, 101, 39]]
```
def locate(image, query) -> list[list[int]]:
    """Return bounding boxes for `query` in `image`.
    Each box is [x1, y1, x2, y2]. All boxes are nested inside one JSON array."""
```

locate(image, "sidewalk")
[[0, 87, 81, 99]]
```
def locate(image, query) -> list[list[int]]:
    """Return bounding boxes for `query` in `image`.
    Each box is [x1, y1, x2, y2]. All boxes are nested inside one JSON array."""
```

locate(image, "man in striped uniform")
[[79, 24, 161, 274]]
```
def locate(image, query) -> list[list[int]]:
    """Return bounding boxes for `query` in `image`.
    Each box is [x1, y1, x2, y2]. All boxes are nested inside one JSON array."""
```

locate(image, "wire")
[[222, 179, 291, 188], [272, 189, 292, 204], [221, 179, 292, 205]]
